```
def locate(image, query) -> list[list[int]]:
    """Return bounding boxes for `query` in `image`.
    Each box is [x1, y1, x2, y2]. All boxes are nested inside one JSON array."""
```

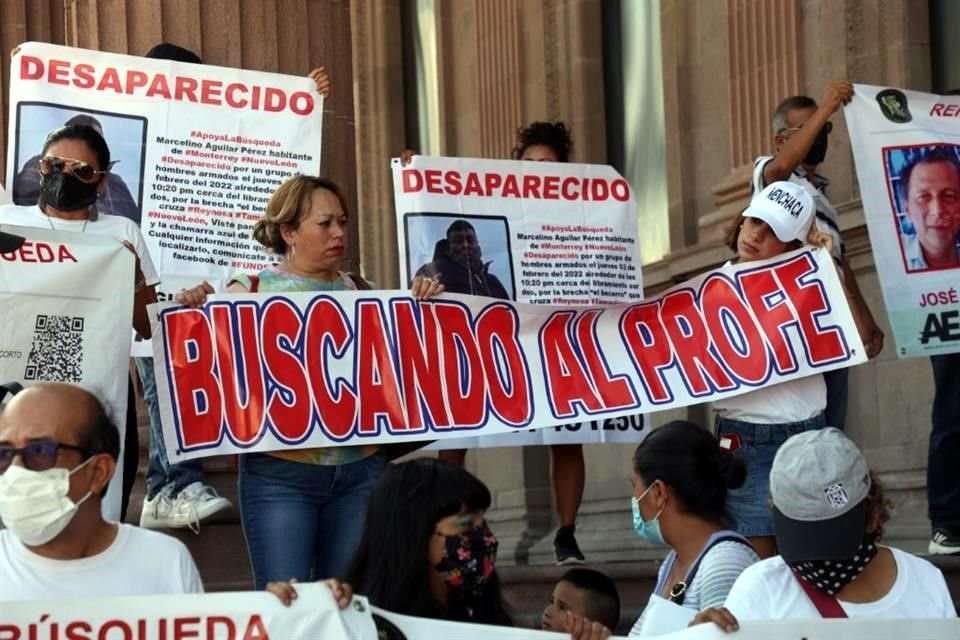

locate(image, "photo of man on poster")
[[413, 218, 512, 299]]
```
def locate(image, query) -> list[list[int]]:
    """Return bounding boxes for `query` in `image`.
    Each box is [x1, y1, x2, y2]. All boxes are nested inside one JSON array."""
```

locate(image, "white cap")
[[744, 181, 815, 243]]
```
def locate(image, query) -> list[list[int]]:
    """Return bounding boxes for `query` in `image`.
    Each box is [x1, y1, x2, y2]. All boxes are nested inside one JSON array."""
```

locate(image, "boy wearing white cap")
[[713, 181, 836, 560], [694, 428, 956, 627]]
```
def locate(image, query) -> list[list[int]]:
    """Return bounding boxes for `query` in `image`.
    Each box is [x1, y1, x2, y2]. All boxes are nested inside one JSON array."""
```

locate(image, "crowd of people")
[[0, 39, 957, 638]]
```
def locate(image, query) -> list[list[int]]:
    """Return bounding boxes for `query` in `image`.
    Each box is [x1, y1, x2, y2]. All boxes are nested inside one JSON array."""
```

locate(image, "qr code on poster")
[[24, 315, 84, 382]]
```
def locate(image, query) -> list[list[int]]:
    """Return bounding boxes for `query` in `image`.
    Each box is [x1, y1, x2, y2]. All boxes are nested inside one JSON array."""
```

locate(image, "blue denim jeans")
[[238, 451, 385, 589], [929, 353, 960, 531], [135, 357, 204, 499], [715, 413, 827, 536], [823, 367, 849, 431]]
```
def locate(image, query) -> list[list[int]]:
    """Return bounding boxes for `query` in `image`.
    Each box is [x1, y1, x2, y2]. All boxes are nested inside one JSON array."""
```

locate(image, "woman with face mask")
[[268, 458, 512, 626], [626, 421, 760, 638]]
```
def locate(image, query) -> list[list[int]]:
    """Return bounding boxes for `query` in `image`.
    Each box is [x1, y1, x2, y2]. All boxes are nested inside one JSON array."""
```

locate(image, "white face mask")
[[0, 458, 94, 546]]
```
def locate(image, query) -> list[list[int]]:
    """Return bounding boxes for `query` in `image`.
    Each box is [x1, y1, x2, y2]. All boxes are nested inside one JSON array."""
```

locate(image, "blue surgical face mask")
[[631, 483, 665, 545]]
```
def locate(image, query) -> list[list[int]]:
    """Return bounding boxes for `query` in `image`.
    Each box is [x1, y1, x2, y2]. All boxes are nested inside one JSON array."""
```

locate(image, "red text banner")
[[151, 248, 864, 461]]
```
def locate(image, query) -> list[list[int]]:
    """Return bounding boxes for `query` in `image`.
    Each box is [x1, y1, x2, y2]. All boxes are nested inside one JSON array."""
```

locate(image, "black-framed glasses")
[[0, 441, 94, 474], [38, 156, 108, 184], [781, 121, 833, 137]]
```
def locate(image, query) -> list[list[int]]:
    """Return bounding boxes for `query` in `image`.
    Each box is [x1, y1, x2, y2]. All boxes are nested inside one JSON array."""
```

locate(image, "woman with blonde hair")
[[176, 174, 443, 588]]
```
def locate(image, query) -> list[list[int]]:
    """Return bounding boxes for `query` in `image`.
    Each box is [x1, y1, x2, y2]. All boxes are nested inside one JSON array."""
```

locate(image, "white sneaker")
[[170, 482, 233, 533], [138, 484, 175, 529]]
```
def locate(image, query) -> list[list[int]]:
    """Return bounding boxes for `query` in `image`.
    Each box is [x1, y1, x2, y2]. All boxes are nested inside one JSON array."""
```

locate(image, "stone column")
[[697, 0, 803, 244], [350, 0, 407, 286]]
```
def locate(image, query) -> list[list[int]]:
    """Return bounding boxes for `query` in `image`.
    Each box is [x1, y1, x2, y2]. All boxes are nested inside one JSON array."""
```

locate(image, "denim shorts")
[[715, 413, 826, 536]]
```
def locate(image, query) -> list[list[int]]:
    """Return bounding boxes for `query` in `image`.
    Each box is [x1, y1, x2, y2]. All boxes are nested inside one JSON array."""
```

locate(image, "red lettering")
[[574, 309, 638, 410], [98, 620, 132, 640], [242, 616, 269, 640], [290, 91, 314, 115], [210, 303, 267, 444], [522, 174, 542, 198], [73, 63, 96, 89], [931, 103, 944, 116], [250, 85, 262, 109], [165, 309, 223, 449], [48, 59, 70, 85], [402, 169, 423, 193], [65, 621, 92, 640], [19, 242, 36, 262], [774, 254, 848, 364], [561, 177, 579, 200], [425, 169, 442, 193], [444, 170, 462, 195], [542, 175, 560, 199], [125, 70, 149, 93], [436, 304, 486, 426], [591, 179, 610, 201], [261, 300, 312, 442], [356, 300, 407, 435], [484, 172, 503, 194], [660, 290, 736, 395], [393, 301, 450, 430], [738, 269, 798, 373], [463, 171, 484, 196], [35, 243, 54, 262], [0, 623, 20, 640], [174, 76, 199, 101], [58, 244, 78, 262], [476, 304, 532, 425], [945, 104, 959, 118], [263, 87, 286, 112], [97, 68, 123, 92], [620, 302, 674, 403], [146, 74, 172, 99], [502, 174, 521, 198], [225, 83, 248, 108], [540, 311, 603, 417], [205, 617, 235, 640], [700, 275, 769, 383], [200, 79, 223, 104], [303, 298, 357, 439], [173, 617, 200, 640], [611, 179, 631, 202], [20, 55, 44, 80]]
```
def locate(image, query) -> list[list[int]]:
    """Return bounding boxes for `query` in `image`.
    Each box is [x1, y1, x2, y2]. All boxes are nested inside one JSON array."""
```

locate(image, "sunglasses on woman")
[[38, 156, 108, 184], [0, 441, 95, 474]]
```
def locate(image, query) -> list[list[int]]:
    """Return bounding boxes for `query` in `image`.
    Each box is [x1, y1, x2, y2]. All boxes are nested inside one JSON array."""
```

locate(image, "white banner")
[[845, 85, 960, 356], [151, 247, 863, 461], [6, 42, 323, 356], [3, 586, 958, 640], [0, 225, 133, 519], [393, 155, 646, 448]]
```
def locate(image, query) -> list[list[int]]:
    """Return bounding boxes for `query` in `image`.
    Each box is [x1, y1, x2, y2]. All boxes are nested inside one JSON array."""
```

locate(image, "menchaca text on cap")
[[766, 187, 807, 218]]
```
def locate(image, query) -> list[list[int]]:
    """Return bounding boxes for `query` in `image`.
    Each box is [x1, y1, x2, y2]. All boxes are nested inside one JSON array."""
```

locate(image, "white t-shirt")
[[0, 204, 159, 286], [724, 547, 957, 620], [752, 156, 843, 263], [0, 524, 203, 601], [711, 262, 826, 423]]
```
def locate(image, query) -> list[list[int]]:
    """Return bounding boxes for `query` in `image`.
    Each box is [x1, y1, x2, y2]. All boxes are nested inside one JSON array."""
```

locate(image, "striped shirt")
[[752, 156, 843, 263], [630, 531, 760, 637], [230, 266, 381, 467]]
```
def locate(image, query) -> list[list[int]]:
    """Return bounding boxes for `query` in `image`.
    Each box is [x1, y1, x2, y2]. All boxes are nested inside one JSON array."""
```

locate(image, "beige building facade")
[[0, 0, 949, 565]]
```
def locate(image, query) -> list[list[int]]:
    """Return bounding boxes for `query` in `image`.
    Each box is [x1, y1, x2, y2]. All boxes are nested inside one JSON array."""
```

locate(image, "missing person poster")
[[0, 226, 133, 520], [392, 156, 647, 448], [845, 85, 960, 356], [5, 42, 324, 349]]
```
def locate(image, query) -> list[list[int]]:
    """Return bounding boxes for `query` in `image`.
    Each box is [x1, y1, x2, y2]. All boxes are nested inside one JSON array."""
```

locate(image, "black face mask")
[[40, 172, 101, 211], [803, 126, 829, 166], [787, 533, 879, 596]]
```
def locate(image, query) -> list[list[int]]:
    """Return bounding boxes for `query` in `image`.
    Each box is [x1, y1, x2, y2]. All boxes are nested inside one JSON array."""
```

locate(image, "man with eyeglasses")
[[750, 82, 885, 431], [0, 383, 202, 601]]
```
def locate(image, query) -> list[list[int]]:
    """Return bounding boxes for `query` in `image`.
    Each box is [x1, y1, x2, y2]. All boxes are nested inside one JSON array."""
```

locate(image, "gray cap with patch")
[[770, 427, 872, 562]]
